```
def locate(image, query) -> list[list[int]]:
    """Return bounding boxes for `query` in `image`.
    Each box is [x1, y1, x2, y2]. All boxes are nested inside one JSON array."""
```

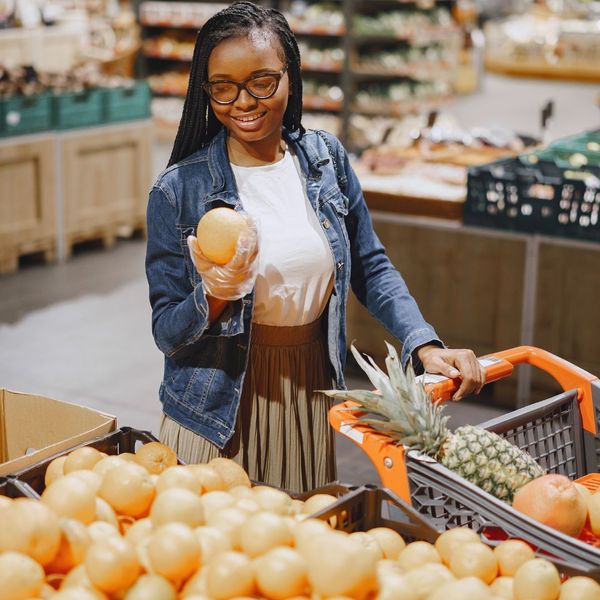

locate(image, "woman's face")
[[206, 33, 289, 148]]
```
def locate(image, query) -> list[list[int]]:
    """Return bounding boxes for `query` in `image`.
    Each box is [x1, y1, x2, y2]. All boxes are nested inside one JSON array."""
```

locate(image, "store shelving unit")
[[135, 0, 461, 146], [283, 0, 462, 148]]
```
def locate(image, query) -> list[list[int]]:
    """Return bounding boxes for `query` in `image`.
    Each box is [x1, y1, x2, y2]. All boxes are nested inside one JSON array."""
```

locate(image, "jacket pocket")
[[177, 224, 200, 287]]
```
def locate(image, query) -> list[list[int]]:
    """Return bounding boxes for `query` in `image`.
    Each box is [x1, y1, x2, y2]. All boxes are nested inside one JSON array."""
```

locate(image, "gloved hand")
[[187, 214, 259, 301]]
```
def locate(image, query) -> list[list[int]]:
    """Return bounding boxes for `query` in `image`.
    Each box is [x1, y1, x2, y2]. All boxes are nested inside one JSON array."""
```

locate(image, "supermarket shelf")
[[350, 61, 453, 79], [150, 87, 187, 98], [351, 26, 460, 45], [303, 96, 343, 112], [302, 62, 343, 74], [351, 94, 451, 117], [485, 56, 600, 83], [140, 19, 206, 29], [291, 24, 346, 37], [143, 50, 192, 62]]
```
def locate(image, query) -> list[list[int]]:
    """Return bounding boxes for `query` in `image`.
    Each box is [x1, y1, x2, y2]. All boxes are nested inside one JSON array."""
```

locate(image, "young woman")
[[145, 1, 485, 492]]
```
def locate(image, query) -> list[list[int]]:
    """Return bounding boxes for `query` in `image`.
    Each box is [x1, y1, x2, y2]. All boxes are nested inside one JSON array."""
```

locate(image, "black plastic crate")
[[0, 476, 36, 498], [310, 485, 439, 543], [11, 426, 159, 496], [464, 156, 600, 242]]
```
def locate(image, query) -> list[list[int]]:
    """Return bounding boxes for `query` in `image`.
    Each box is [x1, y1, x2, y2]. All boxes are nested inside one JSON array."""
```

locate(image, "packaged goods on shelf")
[[0, 388, 115, 477], [286, 2, 345, 35], [298, 40, 344, 72], [143, 30, 196, 61], [352, 6, 456, 40], [147, 70, 189, 98], [139, 1, 227, 28], [302, 112, 341, 137]]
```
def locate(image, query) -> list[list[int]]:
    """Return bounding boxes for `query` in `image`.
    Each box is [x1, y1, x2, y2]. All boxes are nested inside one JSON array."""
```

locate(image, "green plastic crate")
[[0, 92, 52, 137], [103, 81, 151, 124], [52, 88, 105, 130]]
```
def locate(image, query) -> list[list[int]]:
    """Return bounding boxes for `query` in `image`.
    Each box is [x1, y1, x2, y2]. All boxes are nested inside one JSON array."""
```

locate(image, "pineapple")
[[325, 343, 544, 502]]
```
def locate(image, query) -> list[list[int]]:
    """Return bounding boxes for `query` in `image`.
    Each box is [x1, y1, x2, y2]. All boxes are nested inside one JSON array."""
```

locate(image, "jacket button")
[[337, 261, 344, 270], [322, 218, 331, 229]]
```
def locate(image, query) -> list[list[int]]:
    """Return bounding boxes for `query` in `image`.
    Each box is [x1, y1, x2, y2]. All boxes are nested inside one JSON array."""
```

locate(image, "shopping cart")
[[329, 345, 600, 572]]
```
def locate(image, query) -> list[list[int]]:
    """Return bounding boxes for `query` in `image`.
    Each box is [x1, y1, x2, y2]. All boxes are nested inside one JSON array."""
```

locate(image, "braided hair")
[[167, 1, 304, 167]]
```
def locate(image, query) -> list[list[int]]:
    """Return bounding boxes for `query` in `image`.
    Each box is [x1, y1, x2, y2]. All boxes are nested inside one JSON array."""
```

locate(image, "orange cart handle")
[[425, 345, 597, 434]]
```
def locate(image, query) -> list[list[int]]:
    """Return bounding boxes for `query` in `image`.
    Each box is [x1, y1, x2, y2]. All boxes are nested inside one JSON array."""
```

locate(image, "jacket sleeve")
[[145, 186, 244, 358], [334, 137, 444, 368]]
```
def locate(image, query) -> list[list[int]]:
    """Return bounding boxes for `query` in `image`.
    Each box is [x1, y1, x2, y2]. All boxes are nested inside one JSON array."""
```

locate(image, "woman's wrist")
[[207, 295, 229, 323]]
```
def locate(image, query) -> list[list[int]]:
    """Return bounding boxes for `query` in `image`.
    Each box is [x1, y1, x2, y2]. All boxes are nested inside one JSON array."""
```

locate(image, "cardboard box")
[[0, 388, 116, 477]]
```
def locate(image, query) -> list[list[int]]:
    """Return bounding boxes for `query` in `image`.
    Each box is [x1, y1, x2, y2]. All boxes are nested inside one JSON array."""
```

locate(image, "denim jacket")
[[145, 128, 442, 449]]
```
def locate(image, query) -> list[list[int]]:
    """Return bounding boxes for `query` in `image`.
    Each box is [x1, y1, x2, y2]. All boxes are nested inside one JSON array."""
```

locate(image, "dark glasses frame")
[[202, 66, 288, 105]]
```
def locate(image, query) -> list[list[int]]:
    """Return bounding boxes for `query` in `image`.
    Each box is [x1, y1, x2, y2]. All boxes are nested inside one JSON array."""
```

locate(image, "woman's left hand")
[[415, 345, 486, 401]]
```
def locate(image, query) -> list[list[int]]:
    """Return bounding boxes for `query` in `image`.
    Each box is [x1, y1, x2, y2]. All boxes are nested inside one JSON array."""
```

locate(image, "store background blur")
[[1, 0, 599, 483]]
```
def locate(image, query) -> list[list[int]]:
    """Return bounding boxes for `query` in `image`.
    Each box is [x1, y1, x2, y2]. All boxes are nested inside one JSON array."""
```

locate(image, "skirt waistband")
[[251, 319, 324, 346]]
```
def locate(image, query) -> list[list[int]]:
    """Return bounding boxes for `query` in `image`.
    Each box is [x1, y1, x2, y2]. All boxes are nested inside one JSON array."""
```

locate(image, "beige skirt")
[[159, 319, 337, 493]]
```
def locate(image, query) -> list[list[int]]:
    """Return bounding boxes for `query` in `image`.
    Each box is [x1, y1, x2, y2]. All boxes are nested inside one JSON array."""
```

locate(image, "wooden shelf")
[[351, 95, 451, 117], [303, 96, 343, 112], [291, 24, 346, 37], [351, 61, 452, 79], [485, 56, 600, 83], [143, 50, 192, 62], [363, 188, 463, 220], [302, 62, 343, 74]]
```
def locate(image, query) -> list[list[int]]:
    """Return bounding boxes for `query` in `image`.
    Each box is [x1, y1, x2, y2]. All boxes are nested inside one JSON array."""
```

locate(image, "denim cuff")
[[401, 327, 444, 373]]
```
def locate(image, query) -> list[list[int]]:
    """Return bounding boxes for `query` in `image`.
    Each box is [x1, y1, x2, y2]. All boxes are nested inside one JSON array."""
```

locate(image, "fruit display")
[[2, 439, 600, 599]]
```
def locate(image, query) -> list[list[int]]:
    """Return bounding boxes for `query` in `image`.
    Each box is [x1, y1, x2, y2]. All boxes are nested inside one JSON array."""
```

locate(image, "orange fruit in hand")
[[196, 207, 249, 265]]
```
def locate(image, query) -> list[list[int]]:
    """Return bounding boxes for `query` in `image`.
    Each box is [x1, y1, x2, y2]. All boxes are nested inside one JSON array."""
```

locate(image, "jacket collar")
[[205, 127, 332, 205]]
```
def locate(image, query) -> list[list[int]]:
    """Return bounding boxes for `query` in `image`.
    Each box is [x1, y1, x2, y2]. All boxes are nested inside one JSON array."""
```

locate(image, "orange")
[[196, 208, 248, 265]]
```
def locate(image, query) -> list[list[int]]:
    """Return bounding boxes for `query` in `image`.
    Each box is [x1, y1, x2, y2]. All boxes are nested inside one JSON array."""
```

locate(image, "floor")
[[1, 73, 598, 485]]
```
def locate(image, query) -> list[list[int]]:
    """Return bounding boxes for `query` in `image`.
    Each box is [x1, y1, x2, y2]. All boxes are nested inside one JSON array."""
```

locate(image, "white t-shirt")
[[231, 150, 334, 326]]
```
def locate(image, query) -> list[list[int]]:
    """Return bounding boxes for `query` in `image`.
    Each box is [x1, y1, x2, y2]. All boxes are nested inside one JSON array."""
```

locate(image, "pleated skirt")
[[159, 319, 337, 493]]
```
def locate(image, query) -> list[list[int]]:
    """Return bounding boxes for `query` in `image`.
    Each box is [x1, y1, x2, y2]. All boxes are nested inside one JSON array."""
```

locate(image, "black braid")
[[168, 1, 305, 167]]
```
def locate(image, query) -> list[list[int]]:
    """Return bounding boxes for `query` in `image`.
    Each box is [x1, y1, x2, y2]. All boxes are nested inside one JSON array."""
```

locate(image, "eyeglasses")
[[202, 67, 288, 105]]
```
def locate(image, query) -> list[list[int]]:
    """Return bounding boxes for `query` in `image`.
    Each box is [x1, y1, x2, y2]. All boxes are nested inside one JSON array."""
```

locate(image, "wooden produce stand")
[[60, 121, 151, 259], [0, 137, 56, 273], [0, 120, 152, 273]]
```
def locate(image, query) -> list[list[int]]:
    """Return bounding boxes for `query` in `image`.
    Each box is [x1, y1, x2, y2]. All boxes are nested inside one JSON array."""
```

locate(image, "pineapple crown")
[[324, 342, 450, 457]]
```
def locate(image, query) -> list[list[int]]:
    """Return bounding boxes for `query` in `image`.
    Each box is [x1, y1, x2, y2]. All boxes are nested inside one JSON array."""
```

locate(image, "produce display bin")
[[103, 82, 151, 123], [0, 476, 34, 498], [52, 89, 105, 130], [12, 425, 356, 503], [330, 345, 600, 573], [0, 92, 52, 137], [310, 485, 599, 579], [10, 426, 159, 497]]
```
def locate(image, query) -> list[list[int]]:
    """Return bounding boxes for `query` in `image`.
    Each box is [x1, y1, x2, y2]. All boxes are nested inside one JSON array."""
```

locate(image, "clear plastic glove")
[[187, 215, 259, 301]]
